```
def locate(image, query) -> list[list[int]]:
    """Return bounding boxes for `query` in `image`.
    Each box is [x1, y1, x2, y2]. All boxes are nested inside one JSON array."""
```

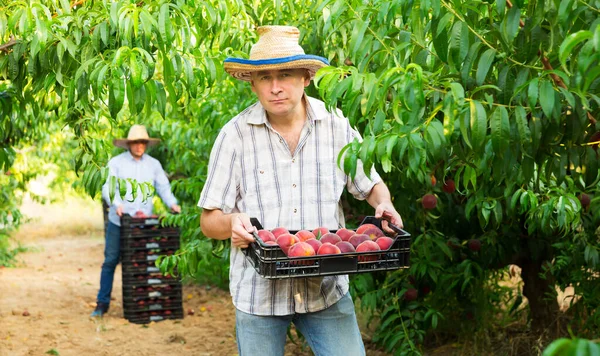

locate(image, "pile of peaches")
[[256, 223, 395, 260]]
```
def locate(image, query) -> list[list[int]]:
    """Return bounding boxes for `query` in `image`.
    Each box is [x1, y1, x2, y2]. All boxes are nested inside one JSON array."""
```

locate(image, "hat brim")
[[113, 138, 160, 149], [224, 55, 329, 82]]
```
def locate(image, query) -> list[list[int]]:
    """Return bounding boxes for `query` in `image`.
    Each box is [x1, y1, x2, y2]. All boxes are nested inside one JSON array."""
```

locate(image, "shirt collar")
[[247, 94, 326, 126], [126, 150, 145, 161]]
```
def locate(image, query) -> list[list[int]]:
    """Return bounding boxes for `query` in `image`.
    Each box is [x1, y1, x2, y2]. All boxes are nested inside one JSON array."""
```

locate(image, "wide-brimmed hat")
[[113, 125, 160, 149], [223, 26, 329, 81]]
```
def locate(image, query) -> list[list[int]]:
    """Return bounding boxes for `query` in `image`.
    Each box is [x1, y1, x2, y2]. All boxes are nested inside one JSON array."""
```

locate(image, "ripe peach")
[[271, 227, 290, 239], [349, 233, 370, 248], [467, 239, 481, 252], [257, 229, 276, 243], [362, 227, 385, 240], [356, 223, 378, 234], [443, 179, 456, 193], [276, 233, 299, 255], [336, 228, 355, 241], [404, 288, 418, 301], [579, 193, 591, 208], [422, 194, 437, 209], [430, 175, 437, 186], [356, 240, 381, 261], [312, 227, 329, 238], [376, 236, 394, 250], [336, 241, 356, 253], [320, 233, 342, 245], [295, 230, 316, 242], [305, 238, 322, 253], [317, 243, 341, 255], [288, 242, 316, 257]]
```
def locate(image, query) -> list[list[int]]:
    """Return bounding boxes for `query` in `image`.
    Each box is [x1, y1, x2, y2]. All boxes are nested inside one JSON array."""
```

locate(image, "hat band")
[[224, 54, 329, 67]]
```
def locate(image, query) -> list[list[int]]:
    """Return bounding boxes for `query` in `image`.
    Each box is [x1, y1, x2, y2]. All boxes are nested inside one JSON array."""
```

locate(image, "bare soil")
[[0, 197, 390, 356]]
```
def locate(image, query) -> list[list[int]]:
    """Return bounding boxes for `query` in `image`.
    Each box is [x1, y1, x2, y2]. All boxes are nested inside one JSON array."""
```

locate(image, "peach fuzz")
[[376, 236, 394, 250], [356, 223, 379, 234], [349, 233, 370, 248], [336, 228, 355, 242], [317, 243, 341, 255], [288, 242, 316, 257], [363, 227, 385, 240], [271, 227, 290, 239], [312, 227, 329, 239], [320, 233, 342, 245], [257, 229, 276, 243], [336, 241, 356, 253], [295, 230, 316, 242], [276, 233, 299, 255], [305, 238, 322, 253]]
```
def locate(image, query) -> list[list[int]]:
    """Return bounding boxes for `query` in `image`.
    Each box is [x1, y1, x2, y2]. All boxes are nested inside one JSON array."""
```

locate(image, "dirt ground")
[[0, 197, 390, 356]]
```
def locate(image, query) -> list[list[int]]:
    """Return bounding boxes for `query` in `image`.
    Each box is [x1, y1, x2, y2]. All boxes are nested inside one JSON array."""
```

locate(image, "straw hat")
[[113, 125, 160, 149], [223, 26, 329, 81]]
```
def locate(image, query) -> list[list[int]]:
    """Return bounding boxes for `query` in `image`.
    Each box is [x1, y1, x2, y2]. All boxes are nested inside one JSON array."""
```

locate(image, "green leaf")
[[109, 76, 125, 119], [503, 6, 521, 44], [527, 78, 538, 110], [490, 106, 510, 155], [497, 0, 506, 15], [476, 49, 496, 86], [559, 30, 593, 74], [469, 100, 487, 151], [539, 80, 555, 118], [541, 338, 572, 356]]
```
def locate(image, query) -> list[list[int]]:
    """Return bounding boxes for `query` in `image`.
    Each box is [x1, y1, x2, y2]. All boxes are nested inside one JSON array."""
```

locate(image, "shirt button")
[[294, 208, 297, 213], [292, 184, 296, 188], [280, 139, 284, 143], [292, 159, 295, 163]]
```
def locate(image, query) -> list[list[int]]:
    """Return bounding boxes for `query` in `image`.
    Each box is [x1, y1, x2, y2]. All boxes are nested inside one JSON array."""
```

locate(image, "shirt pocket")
[[243, 167, 281, 212]]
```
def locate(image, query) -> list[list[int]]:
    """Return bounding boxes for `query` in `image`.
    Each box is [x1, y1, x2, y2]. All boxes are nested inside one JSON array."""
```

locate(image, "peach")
[[276, 233, 299, 255], [288, 242, 316, 257], [257, 229, 276, 243], [349, 233, 370, 248], [317, 243, 341, 255], [443, 179, 456, 193], [295, 230, 316, 242], [264, 241, 278, 246], [320, 233, 342, 245], [336, 241, 356, 253], [422, 194, 437, 209], [356, 223, 378, 234], [362, 227, 385, 240], [305, 238, 322, 253], [312, 227, 329, 238], [271, 227, 290, 238], [356, 240, 381, 262], [375, 236, 394, 251], [336, 228, 355, 241]]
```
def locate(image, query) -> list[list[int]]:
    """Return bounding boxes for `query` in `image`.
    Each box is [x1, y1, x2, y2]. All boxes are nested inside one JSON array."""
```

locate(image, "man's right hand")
[[230, 213, 256, 249], [116, 205, 124, 217]]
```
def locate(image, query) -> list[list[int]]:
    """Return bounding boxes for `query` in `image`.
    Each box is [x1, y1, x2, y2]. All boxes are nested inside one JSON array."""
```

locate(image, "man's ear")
[[250, 79, 257, 93], [304, 70, 311, 87]]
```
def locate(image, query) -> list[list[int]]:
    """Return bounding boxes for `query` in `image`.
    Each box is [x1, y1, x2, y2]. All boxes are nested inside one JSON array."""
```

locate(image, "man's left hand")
[[375, 202, 404, 232], [171, 204, 181, 214]]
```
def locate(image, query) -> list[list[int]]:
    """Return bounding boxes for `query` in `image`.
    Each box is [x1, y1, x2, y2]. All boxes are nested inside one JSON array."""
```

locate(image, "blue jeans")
[[235, 292, 365, 356], [96, 221, 120, 305]]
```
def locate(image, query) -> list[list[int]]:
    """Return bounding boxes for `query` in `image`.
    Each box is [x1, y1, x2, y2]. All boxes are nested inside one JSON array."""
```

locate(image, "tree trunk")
[[520, 257, 560, 331]]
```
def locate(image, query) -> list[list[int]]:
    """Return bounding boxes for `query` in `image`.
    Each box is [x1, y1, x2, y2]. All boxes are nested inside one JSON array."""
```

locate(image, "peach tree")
[[1, 0, 599, 353]]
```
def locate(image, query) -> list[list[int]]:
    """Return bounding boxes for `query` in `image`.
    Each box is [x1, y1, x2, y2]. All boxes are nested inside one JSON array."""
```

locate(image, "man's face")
[[250, 69, 310, 119], [128, 140, 148, 159]]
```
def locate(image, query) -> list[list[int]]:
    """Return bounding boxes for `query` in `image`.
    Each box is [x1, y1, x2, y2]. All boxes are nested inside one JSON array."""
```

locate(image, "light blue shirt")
[[102, 151, 178, 226]]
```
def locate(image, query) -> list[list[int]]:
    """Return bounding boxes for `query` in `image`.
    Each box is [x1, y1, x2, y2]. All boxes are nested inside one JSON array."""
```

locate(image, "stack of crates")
[[120, 215, 184, 324]]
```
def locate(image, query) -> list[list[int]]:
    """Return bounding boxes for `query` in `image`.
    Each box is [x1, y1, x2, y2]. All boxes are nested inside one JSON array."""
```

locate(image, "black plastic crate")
[[121, 236, 180, 250], [243, 216, 411, 279], [122, 271, 180, 286], [122, 283, 182, 298], [121, 248, 177, 262], [123, 294, 183, 312], [122, 261, 162, 274], [124, 307, 184, 324]]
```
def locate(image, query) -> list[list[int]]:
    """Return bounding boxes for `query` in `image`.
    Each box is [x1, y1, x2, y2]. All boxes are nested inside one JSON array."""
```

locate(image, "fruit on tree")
[[430, 175, 437, 186], [468, 239, 482, 252], [579, 193, 591, 208], [404, 288, 418, 301], [422, 194, 437, 209], [443, 179, 456, 193]]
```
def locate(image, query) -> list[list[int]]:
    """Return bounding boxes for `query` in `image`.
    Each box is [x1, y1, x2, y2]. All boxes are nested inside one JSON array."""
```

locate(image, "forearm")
[[366, 181, 392, 208], [200, 209, 235, 240]]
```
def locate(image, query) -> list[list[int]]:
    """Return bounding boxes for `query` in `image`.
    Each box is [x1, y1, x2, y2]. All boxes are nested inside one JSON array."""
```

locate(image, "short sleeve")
[[345, 127, 382, 200], [198, 128, 239, 213]]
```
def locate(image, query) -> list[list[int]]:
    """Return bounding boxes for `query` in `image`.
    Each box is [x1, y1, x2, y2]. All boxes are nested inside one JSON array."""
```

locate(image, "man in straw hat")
[[199, 25, 403, 355], [91, 124, 180, 318]]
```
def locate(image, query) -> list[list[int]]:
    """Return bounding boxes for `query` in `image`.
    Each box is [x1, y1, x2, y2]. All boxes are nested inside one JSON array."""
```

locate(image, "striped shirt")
[[198, 95, 381, 316], [102, 151, 178, 226]]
